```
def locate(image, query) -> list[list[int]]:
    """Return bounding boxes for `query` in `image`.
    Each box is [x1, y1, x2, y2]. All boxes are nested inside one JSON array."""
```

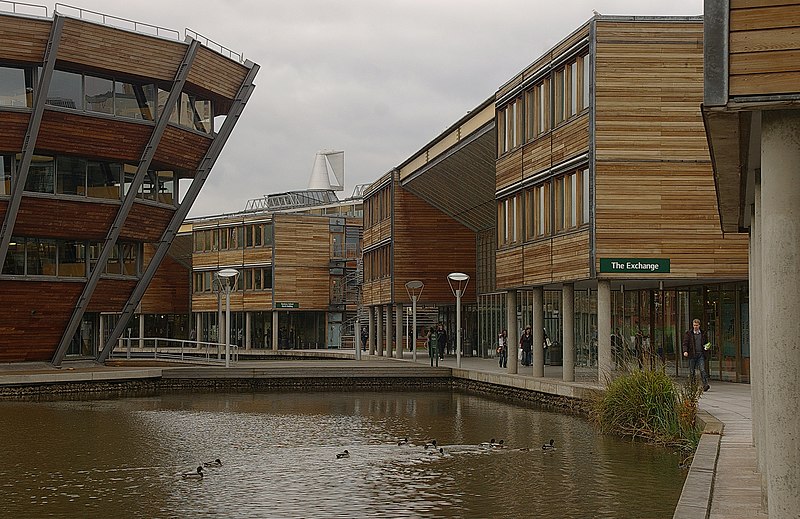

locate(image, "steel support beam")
[[0, 14, 64, 271], [52, 40, 200, 365], [96, 61, 260, 363]]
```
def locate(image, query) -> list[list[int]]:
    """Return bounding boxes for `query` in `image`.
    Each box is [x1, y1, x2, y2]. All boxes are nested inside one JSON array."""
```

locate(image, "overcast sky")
[[40, 0, 703, 216]]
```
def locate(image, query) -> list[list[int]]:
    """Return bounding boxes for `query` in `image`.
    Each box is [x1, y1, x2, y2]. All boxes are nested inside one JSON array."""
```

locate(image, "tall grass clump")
[[590, 366, 702, 452]]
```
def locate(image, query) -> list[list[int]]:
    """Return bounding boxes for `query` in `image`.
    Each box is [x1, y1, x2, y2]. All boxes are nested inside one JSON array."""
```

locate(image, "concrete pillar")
[[395, 303, 403, 359], [751, 180, 766, 485], [507, 290, 518, 374], [138, 314, 145, 348], [532, 287, 544, 377], [368, 306, 375, 355], [245, 311, 251, 350], [597, 279, 612, 383], [272, 310, 278, 351], [386, 304, 394, 357], [376, 305, 383, 356], [195, 314, 202, 344], [98, 315, 105, 356], [562, 283, 575, 382], [761, 110, 800, 518]]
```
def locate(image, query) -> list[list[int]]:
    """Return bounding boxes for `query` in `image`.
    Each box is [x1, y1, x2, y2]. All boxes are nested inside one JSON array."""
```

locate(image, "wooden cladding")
[[272, 215, 331, 310], [86, 278, 136, 312], [153, 125, 213, 172], [13, 197, 115, 240], [38, 111, 149, 162], [497, 231, 590, 288], [58, 18, 185, 83], [141, 246, 190, 313], [595, 22, 707, 162], [729, 1, 800, 96], [120, 202, 174, 242], [0, 111, 30, 151], [0, 15, 51, 63], [187, 46, 249, 100], [0, 280, 83, 362]]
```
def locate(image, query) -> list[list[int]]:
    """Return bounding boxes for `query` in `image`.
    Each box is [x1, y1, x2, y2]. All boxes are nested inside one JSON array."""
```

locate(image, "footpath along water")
[[0, 389, 685, 518]]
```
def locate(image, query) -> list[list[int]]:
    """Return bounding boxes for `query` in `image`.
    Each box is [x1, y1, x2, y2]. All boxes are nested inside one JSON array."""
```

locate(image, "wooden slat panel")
[[273, 215, 330, 309], [552, 23, 590, 58], [192, 293, 219, 313], [0, 111, 30, 150], [496, 247, 522, 290], [186, 46, 248, 100], [58, 18, 184, 82], [595, 22, 707, 161], [392, 185, 476, 305], [551, 115, 589, 164], [595, 161, 749, 278], [0, 280, 83, 361], [242, 290, 272, 309], [14, 197, 115, 240], [140, 244, 190, 314], [243, 248, 272, 265], [120, 202, 173, 242], [363, 218, 391, 249], [38, 111, 149, 162], [496, 149, 523, 191], [0, 15, 50, 63], [522, 135, 552, 179], [730, 70, 800, 95], [730, 4, 800, 30], [86, 279, 136, 312], [730, 26, 800, 53], [153, 125, 213, 172], [497, 74, 523, 99], [193, 251, 220, 269], [551, 231, 590, 282], [522, 240, 552, 286]]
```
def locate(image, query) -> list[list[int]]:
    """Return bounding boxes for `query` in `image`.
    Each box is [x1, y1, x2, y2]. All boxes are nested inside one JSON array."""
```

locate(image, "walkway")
[[0, 351, 767, 517]]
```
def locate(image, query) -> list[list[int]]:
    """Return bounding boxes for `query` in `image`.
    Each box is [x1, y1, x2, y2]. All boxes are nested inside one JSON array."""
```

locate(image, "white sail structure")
[[308, 150, 344, 191]]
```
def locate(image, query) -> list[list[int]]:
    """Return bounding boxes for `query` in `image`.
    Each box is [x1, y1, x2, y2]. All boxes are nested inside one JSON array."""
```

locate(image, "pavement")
[[0, 349, 767, 518]]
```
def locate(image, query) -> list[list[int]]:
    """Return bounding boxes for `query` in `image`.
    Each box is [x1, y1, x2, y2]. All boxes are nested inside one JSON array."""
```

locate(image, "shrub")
[[590, 366, 701, 451]]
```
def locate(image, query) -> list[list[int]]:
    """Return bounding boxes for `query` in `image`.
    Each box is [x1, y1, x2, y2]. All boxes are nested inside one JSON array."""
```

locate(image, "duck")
[[424, 439, 438, 450], [491, 439, 506, 449], [397, 437, 409, 446], [542, 439, 555, 451], [479, 438, 497, 448], [182, 466, 204, 480], [336, 449, 350, 459], [428, 447, 445, 456], [203, 458, 222, 467]]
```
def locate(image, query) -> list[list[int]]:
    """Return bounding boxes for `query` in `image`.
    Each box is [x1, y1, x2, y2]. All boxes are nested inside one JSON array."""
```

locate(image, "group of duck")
[[335, 437, 556, 459], [181, 458, 222, 480]]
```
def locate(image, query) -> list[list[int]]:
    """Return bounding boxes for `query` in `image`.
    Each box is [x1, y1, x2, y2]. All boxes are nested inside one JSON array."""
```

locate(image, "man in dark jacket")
[[682, 318, 710, 391], [520, 326, 533, 366], [437, 324, 448, 359]]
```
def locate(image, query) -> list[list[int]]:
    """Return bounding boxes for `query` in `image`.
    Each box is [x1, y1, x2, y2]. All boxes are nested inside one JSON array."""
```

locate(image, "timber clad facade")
[[0, 7, 257, 362]]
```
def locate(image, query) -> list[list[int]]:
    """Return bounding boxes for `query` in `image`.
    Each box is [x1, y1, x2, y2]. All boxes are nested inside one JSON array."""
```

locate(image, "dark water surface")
[[0, 390, 685, 518]]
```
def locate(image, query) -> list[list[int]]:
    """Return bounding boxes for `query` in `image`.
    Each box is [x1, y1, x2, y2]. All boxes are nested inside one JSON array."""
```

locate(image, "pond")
[[0, 390, 685, 518]]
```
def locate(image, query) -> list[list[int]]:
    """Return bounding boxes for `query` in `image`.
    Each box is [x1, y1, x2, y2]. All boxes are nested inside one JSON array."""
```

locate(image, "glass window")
[[120, 242, 138, 276], [122, 163, 137, 197], [0, 66, 34, 108], [88, 242, 102, 273], [254, 224, 263, 247], [56, 156, 87, 195], [24, 154, 55, 193], [582, 168, 590, 224], [114, 81, 155, 121], [27, 238, 57, 276], [87, 161, 121, 200], [246, 225, 254, 248], [105, 243, 121, 275], [219, 227, 228, 250], [570, 61, 578, 117], [156, 171, 174, 205], [140, 170, 157, 201], [47, 70, 83, 110], [264, 223, 273, 246], [58, 240, 86, 277], [157, 88, 178, 124], [1, 154, 11, 195], [582, 55, 590, 110], [84, 75, 113, 115], [3, 237, 25, 275], [254, 268, 262, 290], [178, 92, 213, 133]]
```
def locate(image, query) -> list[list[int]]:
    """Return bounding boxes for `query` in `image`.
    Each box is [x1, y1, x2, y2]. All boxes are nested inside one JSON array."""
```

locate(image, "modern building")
[[187, 189, 363, 352], [0, 4, 258, 363], [702, 1, 800, 515]]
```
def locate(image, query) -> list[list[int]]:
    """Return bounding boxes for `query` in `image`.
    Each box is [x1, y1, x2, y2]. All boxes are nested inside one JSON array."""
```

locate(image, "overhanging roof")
[[398, 99, 497, 231]]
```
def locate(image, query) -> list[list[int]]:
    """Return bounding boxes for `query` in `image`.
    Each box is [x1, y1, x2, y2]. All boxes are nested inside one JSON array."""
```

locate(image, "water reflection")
[[0, 391, 685, 518]]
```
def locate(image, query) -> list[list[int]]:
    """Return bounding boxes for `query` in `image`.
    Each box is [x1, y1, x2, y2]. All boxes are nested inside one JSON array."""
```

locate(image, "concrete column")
[[376, 305, 383, 356], [368, 306, 375, 355], [195, 314, 202, 344], [245, 311, 251, 350], [751, 180, 766, 485], [532, 287, 544, 377], [761, 110, 800, 518], [385, 304, 393, 357], [395, 303, 403, 359], [507, 290, 518, 374], [98, 315, 105, 356], [138, 314, 145, 348], [562, 283, 575, 382], [597, 279, 612, 383], [271, 310, 278, 351]]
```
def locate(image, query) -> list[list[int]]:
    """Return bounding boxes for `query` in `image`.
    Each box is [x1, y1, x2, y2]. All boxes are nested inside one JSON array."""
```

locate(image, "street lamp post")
[[405, 280, 424, 362], [447, 272, 470, 368], [217, 268, 240, 368]]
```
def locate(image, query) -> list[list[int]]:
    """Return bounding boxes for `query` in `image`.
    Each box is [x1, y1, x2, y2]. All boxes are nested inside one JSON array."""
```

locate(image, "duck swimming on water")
[[336, 450, 350, 459], [424, 439, 438, 450], [182, 466, 204, 480], [203, 458, 222, 467], [542, 439, 555, 451]]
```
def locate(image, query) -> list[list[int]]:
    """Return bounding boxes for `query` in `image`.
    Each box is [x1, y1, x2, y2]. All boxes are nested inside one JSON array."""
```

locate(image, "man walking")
[[682, 318, 710, 391]]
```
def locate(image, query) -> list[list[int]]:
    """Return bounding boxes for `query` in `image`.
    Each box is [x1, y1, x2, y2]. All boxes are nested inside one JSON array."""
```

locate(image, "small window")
[[47, 70, 83, 110], [84, 75, 114, 115], [24, 155, 55, 194]]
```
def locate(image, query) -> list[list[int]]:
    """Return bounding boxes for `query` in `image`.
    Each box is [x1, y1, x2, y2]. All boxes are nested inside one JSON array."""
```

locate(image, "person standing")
[[682, 318, 711, 391], [427, 326, 439, 367], [360, 327, 368, 352], [497, 330, 508, 368], [437, 323, 448, 360], [520, 326, 533, 366]]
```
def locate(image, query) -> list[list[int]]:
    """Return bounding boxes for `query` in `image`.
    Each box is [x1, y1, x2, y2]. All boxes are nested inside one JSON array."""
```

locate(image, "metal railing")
[[0, 0, 47, 16], [186, 28, 244, 63], [111, 336, 238, 364], [54, 3, 181, 40]]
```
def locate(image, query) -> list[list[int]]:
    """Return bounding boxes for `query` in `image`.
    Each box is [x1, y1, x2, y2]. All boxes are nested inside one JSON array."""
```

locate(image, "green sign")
[[275, 302, 299, 309], [599, 258, 670, 274]]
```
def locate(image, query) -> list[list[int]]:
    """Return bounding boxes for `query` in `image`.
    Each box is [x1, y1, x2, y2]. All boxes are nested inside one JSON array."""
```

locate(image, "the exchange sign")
[[599, 258, 670, 274]]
